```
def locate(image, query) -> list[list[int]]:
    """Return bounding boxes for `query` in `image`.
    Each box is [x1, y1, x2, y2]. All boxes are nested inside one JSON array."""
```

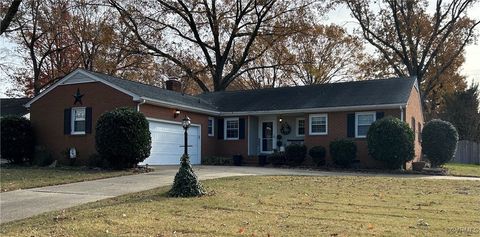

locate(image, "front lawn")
[[444, 163, 480, 177], [1, 176, 479, 236], [0, 166, 136, 192]]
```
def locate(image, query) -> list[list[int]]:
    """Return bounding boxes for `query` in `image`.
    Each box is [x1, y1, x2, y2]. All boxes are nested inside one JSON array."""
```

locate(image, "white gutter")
[[136, 99, 146, 112], [400, 106, 404, 121], [141, 97, 221, 116], [218, 103, 407, 116], [141, 98, 406, 117]]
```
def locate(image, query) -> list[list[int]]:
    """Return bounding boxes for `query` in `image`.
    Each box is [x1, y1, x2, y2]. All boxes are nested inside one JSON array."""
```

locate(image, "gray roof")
[[197, 77, 416, 112], [1, 98, 30, 117], [86, 70, 218, 111], [85, 70, 416, 113]]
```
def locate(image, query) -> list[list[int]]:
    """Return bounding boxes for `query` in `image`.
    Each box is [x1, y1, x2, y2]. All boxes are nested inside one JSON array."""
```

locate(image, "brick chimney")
[[165, 79, 181, 93]]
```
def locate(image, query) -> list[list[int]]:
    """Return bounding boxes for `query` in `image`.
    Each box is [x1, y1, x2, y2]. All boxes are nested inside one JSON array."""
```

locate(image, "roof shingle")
[[197, 77, 416, 112]]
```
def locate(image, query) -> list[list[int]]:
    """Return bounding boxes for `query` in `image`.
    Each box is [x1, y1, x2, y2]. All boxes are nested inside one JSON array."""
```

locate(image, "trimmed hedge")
[[285, 144, 307, 166], [95, 108, 151, 169], [268, 152, 286, 166], [367, 117, 414, 169], [330, 139, 357, 168], [309, 146, 326, 166], [0, 116, 34, 164], [202, 156, 233, 165], [422, 119, 459, 167]]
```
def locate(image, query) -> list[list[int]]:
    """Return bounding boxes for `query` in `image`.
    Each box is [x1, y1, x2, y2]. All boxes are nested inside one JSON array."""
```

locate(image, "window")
[[224, 118, 239, 140], [355, 112, 376, 138], [71, 107, 86, 134], [418, 122, 422, 142], [309, 114, 328, 135], [411, 117, 416, 140], [208, 117, 214, 136], [296, 118, 305, 136]]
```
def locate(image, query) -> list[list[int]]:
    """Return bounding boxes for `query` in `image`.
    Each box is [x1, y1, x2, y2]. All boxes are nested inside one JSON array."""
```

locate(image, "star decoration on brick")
[[73, 88, 84, 105]]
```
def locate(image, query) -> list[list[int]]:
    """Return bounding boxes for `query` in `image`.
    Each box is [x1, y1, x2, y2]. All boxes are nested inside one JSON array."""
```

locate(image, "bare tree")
[[109, 0, 321, 92], [346, 0, 479, 114], [0, 0, 22, 35], [11, 0, 70, 96]]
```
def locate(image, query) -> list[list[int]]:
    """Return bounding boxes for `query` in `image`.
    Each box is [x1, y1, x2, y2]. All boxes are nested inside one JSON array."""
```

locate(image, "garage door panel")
[[141, 120, 200, 165]]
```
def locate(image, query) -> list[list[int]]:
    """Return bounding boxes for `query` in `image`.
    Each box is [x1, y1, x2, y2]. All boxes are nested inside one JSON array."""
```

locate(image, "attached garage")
[[141, 120, 201, 165]]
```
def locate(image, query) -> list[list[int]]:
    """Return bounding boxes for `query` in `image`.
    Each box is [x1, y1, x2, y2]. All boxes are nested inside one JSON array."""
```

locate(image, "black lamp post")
[[181, 115, 191, 156]]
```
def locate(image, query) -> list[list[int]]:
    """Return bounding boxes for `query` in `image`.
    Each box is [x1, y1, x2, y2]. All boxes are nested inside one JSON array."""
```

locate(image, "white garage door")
[[141, 120, 201, 165]]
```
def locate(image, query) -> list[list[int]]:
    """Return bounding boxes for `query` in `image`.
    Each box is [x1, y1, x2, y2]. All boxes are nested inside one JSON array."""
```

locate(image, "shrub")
[[0, 116, 34, 164], [285, 144, 307, 166], [33, 146, 54, 166], [87, 153, 110, 168], [202, 156, 233, 165], [169, 154, 206, 197], [330, 139, 357, 168], [95, 108, 151, 169], [309, 146, 326, 166], [367, 117, 415, 169], [422, 119, 459, 167], [267, 152, 286, 166]]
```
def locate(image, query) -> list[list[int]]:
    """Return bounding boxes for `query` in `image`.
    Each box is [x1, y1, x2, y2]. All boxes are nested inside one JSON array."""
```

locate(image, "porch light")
[[174, 109, 181, 118], [182, 115, 191, 129], [279, 117, 283, 123], [182, 115, 191, 156]]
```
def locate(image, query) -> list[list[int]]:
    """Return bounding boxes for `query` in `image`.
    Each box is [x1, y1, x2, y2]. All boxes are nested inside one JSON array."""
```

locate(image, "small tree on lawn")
[[367, 117, 415, 169], [422, 119, 459, 167], [168, 116, 206, 197]]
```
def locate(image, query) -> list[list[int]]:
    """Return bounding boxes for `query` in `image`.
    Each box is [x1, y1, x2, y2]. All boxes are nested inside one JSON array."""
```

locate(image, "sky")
[[0, 1, 479, 98]]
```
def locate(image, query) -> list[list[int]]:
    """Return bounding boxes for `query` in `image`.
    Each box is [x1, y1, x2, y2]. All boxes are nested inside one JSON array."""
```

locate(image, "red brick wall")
[[139, 104, 249, 160], [30, 82, 136, 164], [31, 80, 422, 167], [214, 117, 249, 158], [405, 85, 424, 162], [304, 109, 401, 168]]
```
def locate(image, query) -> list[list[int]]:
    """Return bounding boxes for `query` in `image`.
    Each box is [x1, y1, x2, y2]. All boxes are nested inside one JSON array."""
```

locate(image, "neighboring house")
[[25, 69, 424, 168], [1, 98, 31, 118]]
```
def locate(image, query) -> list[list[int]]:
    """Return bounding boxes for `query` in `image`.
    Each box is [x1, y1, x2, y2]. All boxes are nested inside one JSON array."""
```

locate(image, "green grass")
[[444, 163, 480, 177], [0, 166, 135, 192], [1, 176, 479, 236]]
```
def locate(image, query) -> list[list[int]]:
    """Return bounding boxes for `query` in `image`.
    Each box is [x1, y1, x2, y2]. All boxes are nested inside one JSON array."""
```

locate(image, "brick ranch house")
[[25, 69, 424, 168]]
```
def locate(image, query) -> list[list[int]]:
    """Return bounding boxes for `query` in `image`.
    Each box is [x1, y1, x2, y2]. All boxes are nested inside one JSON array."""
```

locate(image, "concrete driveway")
[[1, 165, 479, 224]]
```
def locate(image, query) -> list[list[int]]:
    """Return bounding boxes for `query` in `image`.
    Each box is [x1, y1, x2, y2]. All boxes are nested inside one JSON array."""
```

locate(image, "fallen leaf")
[[238, 227, 245, 234], [367, 223, 374, 230]]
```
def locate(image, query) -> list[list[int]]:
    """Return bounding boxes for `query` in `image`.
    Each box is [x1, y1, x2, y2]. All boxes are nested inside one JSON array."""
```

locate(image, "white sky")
[[1, 1, 479, 97]]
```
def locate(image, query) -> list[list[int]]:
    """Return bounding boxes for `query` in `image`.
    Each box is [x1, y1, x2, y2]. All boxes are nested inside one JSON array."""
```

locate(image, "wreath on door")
[[280, 122, 291, 135]]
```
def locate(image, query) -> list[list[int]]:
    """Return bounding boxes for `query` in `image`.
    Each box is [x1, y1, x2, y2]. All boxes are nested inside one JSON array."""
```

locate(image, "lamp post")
[[181, 115, 191, 156]]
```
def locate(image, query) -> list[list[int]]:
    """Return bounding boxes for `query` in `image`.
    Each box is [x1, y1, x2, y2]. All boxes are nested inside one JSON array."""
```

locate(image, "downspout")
[[400, 106, 404, 122], [136, 99, 146, 112]]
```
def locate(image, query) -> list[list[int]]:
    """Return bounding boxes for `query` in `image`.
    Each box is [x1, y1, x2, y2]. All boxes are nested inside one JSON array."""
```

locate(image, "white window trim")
[[71, 107, 86, 135], [296, 117, 305, 137], [355, 112, 376, 138], [309, 114, 328, 135], [208, 117, 215, 136], [224, 117, 239, 140]]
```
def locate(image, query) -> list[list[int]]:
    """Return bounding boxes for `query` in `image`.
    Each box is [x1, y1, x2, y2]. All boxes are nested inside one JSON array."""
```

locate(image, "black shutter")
[[347, 113, 355, 138], [239, 118, 245, 139], [85, 107, 93, 134], [64, 108, 71, 135], [376, 112, 384, 120], [217, 118, 224, 139]]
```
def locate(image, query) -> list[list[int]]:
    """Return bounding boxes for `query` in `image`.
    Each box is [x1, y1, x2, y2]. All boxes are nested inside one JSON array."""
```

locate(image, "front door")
[[261, 121, 274, 152]]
